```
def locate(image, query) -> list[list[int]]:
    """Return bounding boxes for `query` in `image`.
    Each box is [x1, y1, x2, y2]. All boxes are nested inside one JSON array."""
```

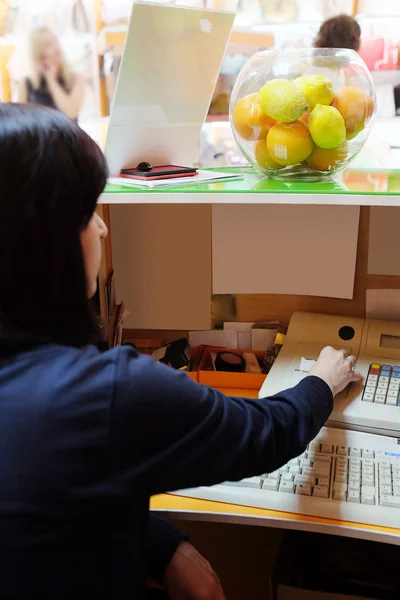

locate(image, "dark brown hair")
[[0, 103, 108, 352], [315, 14, 361, 52]]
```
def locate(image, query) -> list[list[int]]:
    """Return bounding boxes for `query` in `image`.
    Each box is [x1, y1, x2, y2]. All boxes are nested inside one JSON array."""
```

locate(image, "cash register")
[[173, 313, 400, 529], [258, 312, 400, 437]]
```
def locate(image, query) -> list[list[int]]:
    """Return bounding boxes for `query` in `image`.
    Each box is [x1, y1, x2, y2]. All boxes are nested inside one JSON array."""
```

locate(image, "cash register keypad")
[[362, 364, 400, 406]]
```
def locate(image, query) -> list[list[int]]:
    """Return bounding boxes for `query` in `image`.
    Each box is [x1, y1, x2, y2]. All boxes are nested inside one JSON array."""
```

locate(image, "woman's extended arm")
[[110, 346, 359, 496]]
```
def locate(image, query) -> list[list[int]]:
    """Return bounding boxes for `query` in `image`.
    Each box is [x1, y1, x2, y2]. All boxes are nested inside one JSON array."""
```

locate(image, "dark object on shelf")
[[394, 84, 400, 115], [264, 330, 286, 374], [215, 351, 246, 373], [152, 338, 191, 370]]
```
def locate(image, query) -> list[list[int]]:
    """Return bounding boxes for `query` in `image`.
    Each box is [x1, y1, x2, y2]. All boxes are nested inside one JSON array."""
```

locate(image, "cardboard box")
[[198, 347, 266, 390]]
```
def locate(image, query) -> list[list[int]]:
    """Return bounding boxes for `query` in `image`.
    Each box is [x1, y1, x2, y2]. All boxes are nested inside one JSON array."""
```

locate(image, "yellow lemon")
[[331, 86, 374, 136], [294, 74, 334, 110], [255, 139, 282, 170], [308, 104, 346, 149], [307, 140, 349, 171], [259, 79, 308, 122], [267, 121, 314, 166], [232, 93, 276, 141]]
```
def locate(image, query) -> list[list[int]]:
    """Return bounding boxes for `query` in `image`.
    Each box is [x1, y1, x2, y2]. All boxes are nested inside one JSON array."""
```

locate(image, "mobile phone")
[[120, 165, 198, 181]]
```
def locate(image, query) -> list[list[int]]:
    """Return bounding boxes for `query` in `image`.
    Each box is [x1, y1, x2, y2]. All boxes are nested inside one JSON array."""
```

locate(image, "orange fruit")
[[331, 86, 374, 136], [299, 110, 310, 124], [267, 121, 314, 166], [232, 93, 276, 141], [307, 139, 349, 171], [255, 139, 282, 170]]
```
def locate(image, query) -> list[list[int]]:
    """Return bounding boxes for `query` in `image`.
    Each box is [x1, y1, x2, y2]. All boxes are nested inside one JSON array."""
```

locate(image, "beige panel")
[[212, 205, 360, 299], [110, 204, 211, 329], [368, 207, 400, 276]]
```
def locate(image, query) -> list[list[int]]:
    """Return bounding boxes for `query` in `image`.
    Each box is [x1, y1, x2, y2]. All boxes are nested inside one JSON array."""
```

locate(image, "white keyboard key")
[[376, 387, 387, 395], [279, 481, 295, 494], [308, 442, 320, 453], [378, 376, 389, 383], [279, 466, 289, 474], [348, 490, 360, 503], [362, 475, 375, 487], [379, 466, 391, 477], [289, 465, 301, 475], [362, 466, 374, 476], [308, 453, 331, 463], [321, 444, 333, 454], [362, 458, 374, 467], [374, 395, 386, 404], [350, 457, 361, 465], [349, 473, 361, 483], [294, 475, 316, 487], [335, 472, 347, 483], [228, 477, 261, 489], [296, 483, 312, 496], [365, 386, 376, 394], [318, 477, 330, 487], [333, 482, 347, 501], [361, 488, 375, 505], [350, 465, 361, 475], [268, 471, 280, 480], [389, 384, 399, 391], [362, 393, 374, 402], [362, 449, 374, 459], [391, 377, 400, 384], [263, 478, 279, 491], [349, 480, 360, 491], [380, 495, 400, 508], [336, 446, 348, 456], [393, 477, 400, 487], [367, 375, 378, 382], [380, 476, 392, 486], [393, 487, 400, 497], [300, 458, 312, 468], [350, 448, 362, 458], [313, 485, 329, 499], [388, 390, 398, 397], [386, 395, 398, 406], [380, 484, 393, 495], [281, 473, 294, 482], [313, 462, 331, 477], [289, 458, 300, 466]]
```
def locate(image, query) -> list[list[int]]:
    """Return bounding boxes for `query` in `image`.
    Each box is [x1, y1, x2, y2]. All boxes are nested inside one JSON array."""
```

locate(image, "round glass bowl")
[[230, 48, 376, 181]]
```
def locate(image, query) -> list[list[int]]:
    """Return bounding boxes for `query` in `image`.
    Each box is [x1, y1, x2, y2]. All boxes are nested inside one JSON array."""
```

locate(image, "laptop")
[[104, 1, 235, 176]]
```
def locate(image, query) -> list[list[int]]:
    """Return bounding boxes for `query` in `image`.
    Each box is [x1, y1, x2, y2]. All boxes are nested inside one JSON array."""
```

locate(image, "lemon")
[[255, 139, 282, 171], [259, 79, 308, 123], [267, 121, 314, 166], [294, 75, 334, 110], [308, 104, 346, 149]]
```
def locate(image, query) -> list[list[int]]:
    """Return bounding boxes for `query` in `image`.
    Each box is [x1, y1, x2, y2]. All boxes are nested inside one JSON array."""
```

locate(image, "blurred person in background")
[[18, 26, 84, 121], [315, 14, 361, 52]]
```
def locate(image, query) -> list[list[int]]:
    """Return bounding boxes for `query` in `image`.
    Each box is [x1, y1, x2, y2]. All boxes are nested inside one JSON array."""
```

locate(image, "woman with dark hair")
[[315, 14, 361, 52], [0, 103, 360, 599]]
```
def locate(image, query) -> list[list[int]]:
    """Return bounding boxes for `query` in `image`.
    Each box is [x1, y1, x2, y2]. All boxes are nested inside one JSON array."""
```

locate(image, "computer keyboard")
[[172, 427, 400, 529], [362, 363, 400, 406]]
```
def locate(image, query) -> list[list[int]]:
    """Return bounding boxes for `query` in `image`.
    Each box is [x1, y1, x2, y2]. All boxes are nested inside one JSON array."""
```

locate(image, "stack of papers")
[[108, 170, 241, 189]]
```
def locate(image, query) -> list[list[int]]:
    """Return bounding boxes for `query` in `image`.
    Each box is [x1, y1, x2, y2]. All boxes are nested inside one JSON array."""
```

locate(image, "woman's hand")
[[309, 346, 362, 397], [162, 541, 226, 600]]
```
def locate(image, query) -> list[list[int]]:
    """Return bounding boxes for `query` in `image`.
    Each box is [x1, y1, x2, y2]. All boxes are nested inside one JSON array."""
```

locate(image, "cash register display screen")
[[380, 335, 400, 349]]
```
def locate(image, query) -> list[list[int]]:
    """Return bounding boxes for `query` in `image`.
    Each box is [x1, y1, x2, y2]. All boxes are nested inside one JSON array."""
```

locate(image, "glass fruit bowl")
[[230, 48, 376, 181]]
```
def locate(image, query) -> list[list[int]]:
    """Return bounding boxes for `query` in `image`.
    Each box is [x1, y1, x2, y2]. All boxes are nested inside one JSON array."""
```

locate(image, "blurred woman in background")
[[315, 14, 361, 52], [18, 26, 84, 121]]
